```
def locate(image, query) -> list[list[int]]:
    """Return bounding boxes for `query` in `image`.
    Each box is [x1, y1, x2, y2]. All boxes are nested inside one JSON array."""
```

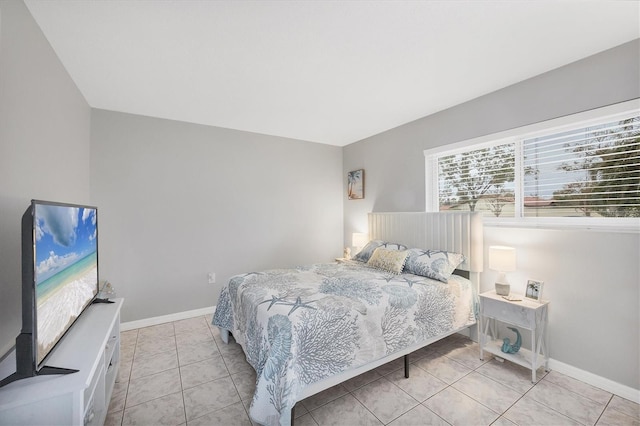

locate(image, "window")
[[523, 116, 639, 219], [437, 142, 516, 217], [425, 100, 640, 230]]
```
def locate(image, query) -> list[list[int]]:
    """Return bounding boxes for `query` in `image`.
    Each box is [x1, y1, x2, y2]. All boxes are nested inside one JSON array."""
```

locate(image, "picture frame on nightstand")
[[525, 279, 544, 301]]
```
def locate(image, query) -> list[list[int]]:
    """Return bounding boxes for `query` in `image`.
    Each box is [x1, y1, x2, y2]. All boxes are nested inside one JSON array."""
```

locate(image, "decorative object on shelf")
[[489, 245, 516, 296], [502, 295, 522, 301], [347, 169, 365, 199], [525, 279, 544, 301], [99, 280, 116, 300], [501, 326, 522, 354], [343, 247, 351, 260], [352, 232, 369, 254]]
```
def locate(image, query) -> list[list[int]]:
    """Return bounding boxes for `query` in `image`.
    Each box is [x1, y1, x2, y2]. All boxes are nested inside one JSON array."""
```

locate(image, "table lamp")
[[352, 233, 369, 254], [489, 246, 516, 296]]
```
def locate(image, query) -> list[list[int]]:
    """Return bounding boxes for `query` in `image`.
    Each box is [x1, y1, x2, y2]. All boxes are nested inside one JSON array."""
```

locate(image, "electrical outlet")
[[208, 272, 216, 284]]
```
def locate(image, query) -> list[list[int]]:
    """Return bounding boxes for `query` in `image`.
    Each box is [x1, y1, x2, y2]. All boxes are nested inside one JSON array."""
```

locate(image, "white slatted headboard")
[[368, 212, 484, 273]]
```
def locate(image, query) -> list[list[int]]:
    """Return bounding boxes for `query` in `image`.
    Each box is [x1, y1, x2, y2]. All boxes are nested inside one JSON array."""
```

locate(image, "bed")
[[212, 212, 483, 426]]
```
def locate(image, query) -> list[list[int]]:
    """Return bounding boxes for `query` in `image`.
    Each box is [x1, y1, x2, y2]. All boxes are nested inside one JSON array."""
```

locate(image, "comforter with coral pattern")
[[212, 261, 475, 426]]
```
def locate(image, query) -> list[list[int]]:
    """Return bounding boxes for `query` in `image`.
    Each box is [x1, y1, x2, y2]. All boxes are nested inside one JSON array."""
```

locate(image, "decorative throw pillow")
[[353, 240, 408, 263], [367, 247, 409, 274], [403, 248, 465, 282], [353, 240, 383, 262]]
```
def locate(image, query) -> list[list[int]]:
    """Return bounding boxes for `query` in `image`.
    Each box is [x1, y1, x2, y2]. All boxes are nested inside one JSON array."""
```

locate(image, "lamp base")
[[495, 283, 510, 296]]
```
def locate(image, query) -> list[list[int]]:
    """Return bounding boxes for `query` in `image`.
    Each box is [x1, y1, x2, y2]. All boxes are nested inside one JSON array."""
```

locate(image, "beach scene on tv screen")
[[35, 204, 98, 365]]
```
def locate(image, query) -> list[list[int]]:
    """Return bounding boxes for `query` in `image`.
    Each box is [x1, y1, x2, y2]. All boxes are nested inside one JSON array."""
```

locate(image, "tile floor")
[[105, 315, 639, 426]]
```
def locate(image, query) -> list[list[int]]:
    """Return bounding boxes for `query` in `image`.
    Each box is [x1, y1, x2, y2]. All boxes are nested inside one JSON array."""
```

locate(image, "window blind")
[[437, 143, 515, 217], [522, 115, 640, 218]]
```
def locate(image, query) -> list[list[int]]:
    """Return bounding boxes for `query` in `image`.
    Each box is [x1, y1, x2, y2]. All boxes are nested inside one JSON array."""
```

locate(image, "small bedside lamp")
[[489, 246, 516, 296], [352, 232, 369, 254]]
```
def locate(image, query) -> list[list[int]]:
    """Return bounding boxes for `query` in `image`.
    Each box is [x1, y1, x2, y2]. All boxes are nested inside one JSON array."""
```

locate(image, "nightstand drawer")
[[482, 296, 535, 329]]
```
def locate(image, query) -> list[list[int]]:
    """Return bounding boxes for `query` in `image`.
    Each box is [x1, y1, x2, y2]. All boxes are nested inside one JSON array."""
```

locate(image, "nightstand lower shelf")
[[481, 335, 546, 372]]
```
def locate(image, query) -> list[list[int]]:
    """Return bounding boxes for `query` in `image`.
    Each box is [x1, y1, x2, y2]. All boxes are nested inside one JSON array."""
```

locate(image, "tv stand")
[[0, 299, 123, 425]]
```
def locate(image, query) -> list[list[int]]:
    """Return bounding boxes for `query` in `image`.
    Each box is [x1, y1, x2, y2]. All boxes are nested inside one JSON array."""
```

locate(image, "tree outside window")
[[438, 143, 515, 217], [525, 116, 639, 218]]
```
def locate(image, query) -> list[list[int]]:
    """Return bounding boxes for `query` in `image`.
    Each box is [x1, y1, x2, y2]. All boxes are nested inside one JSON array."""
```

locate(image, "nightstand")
[[479, 290, 549, 382]]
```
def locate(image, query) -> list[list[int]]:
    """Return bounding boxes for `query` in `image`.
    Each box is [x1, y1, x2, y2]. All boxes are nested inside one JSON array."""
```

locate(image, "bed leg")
[[291, 405, 295, 426], [404, 354, 410, 378], [219, 328, 230, 344]]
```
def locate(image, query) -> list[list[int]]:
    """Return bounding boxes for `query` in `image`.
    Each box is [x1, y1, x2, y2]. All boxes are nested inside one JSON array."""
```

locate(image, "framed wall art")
[[348, 169, 364, 200]]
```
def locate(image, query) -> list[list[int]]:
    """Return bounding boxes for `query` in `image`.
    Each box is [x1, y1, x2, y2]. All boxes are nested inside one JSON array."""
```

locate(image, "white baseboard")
[[548, 358, 640, 404], [120, 306, 215, 331]]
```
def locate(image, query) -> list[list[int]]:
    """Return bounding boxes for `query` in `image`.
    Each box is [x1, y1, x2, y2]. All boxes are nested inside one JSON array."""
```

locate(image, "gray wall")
[[90, 110, 343, 323], [0, 0, 91, 357], [343, 40, 640, 390]]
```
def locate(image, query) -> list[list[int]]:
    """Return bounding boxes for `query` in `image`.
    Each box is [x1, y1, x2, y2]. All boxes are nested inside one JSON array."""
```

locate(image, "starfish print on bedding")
[[259, 296, 317, 315], [259, 295, 289, 310], [377, 274, 397, 283], [402, 277, 423, 288], [286, 297, 317, 315]]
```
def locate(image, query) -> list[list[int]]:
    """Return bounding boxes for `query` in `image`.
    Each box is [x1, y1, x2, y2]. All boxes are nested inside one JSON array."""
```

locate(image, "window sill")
[[483, 217, 640, 233]]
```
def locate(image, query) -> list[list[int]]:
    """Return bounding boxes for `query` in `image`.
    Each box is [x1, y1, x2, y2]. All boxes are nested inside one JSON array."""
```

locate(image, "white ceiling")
[[25, 1, 639, 147]]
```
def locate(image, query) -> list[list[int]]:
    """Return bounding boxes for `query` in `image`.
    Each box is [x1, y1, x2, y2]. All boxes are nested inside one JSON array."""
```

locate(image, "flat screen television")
[[0, 200, 103, 388]]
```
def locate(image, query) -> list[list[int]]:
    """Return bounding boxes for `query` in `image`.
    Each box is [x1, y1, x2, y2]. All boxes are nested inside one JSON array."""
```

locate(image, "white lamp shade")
[[352, 233, 369, 249], [489, 246, 516, 272]]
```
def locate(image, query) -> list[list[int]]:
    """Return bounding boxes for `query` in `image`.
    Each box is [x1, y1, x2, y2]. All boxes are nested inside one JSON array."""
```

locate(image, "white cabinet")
[[479, 291, 549, 382], [0, 298, 123, 425]]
